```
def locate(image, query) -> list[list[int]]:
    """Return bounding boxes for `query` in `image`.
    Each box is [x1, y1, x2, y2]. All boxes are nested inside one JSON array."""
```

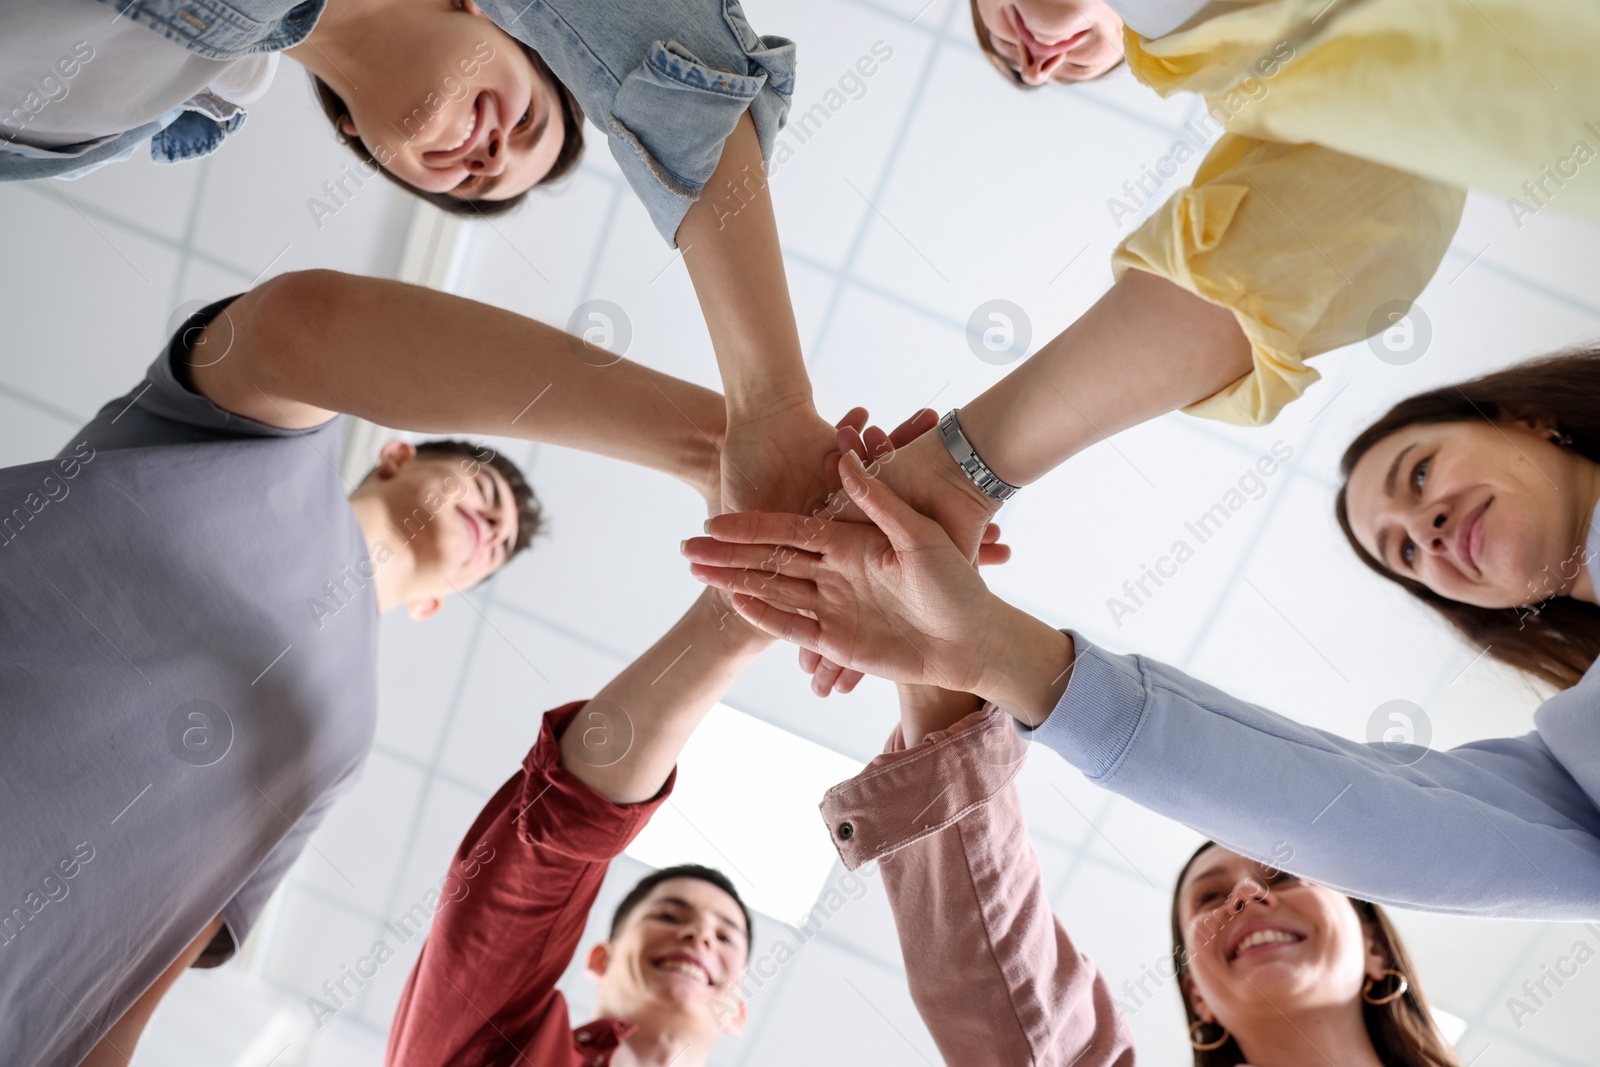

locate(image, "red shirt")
[[386, 702, 673, 1067]]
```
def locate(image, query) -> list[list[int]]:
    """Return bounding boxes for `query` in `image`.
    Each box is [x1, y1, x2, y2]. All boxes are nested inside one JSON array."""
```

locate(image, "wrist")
[[897, 684, 983, 747], [687, 415, 726, 509], [901, 428, 1002, 526], [725, 383, 816, 426], [976, 602, 1074, 730], [697, 588, 771, 657]]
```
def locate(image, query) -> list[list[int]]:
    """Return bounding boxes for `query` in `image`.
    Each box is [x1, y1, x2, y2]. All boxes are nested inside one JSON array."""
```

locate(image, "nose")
[[1407, 504, 1453, 561], [1019, 42, 1065, 84], [1226, 877, 1273, 913], [465, 127, 506, 176]]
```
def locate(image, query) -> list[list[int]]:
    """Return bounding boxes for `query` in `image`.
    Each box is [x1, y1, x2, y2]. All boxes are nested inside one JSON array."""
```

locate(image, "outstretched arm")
[[675, 113, 841, 519], [387, 589, 768, 1064], [560, 588, 770, 804], [830, 137, 1465, 585], [188, 271, 728, 503], [820, 694, 1136, 1067], [690, 462, 1600, 920]]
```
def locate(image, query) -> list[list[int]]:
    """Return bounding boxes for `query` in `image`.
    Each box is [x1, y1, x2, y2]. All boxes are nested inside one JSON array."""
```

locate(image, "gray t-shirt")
[[0, 297, 379, 1067]]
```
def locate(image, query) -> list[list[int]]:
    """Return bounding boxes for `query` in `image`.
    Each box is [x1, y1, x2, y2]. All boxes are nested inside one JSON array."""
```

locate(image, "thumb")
[[839, 451, 926, 551]]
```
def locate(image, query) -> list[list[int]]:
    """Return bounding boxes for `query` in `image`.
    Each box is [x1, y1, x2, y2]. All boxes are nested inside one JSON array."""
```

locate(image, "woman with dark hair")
[[682, 369, 1600, 916], [817, 682, 1461, 1066], [761, 0, 1597, 696], [1336, 347, 1600, 692]]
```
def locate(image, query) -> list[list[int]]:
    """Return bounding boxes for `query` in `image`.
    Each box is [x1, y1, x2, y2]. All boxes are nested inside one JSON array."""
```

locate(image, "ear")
[[456, 0, 485, 14], [1180, 975, 1214, 1024], [374, 439, 417, 480], [337, 115, 359, 138], [713, 992, 747, 1037], [1362, 924, 1392, 982], [586, 942, 611, 980], [407, 596, 443, 622]]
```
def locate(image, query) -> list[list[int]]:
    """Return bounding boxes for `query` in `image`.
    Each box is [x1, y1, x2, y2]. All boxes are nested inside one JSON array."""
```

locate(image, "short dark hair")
[[308, 40, 585, 220], [611, 864, 753, 960], [413, 438, 544, 559]]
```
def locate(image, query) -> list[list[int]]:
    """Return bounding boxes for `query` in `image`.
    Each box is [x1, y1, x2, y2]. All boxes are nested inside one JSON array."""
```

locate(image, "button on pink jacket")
[[820, 706, 1138, 1067]]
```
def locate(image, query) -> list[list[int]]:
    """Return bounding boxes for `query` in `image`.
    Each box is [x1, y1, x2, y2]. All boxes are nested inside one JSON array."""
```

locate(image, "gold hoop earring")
[[1189, 1020, 1230, 1051], [1362, 969, 1409, 1005]]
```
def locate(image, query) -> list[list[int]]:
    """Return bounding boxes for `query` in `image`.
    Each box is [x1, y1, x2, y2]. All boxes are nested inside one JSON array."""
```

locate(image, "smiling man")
[[0, 270, 743, 1067], [386, 585, 766, 1067]]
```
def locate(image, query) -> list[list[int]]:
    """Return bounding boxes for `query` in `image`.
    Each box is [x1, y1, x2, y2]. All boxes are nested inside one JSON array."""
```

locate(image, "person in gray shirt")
[[0, 268, 874, 1067]]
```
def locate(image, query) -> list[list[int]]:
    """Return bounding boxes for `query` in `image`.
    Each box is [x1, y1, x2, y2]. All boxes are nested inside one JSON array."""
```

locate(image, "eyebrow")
[[1375, 443, 1418, 565], [482, 471, 501, 515], [657, 896, 748, 940], [1384, 443, 1417, 499]]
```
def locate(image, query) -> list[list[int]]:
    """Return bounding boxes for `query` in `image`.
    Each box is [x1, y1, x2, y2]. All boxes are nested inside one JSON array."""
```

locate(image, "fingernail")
[[703, 519, 713, 534], [679, 539, 689, 555]]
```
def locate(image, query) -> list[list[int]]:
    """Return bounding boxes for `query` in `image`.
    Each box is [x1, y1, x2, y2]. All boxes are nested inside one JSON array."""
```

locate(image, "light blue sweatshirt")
[[1026, 558, 1600, 921]]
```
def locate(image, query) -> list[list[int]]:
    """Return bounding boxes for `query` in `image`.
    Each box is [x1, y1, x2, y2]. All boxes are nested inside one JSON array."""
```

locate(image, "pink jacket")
[[819, 706, 1138, 1067]]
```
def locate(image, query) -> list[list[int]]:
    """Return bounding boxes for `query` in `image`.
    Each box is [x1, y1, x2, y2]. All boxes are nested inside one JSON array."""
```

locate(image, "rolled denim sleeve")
[[607, 7, 794, 243], [503, 0, 795, 245], [1026, 632, 1600, 920]]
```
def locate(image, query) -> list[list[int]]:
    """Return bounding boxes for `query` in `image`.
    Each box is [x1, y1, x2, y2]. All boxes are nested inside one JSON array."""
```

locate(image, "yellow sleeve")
[[1114, 134, 1465, 426]]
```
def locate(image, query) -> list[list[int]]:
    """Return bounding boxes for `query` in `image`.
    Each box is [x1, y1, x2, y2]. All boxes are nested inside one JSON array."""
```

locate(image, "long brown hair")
[[309, 40, 584, 220], [1334, 346, 1600, 691], [1169, 843, 1460, 1067]]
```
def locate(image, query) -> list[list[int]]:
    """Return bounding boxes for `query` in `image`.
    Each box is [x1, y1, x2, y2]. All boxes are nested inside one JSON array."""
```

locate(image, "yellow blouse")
[[1113, 0, 1596, 425]]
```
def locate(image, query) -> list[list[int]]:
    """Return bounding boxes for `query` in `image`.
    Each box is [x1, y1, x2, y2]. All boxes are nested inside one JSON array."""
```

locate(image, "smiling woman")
[[1170, 843, 1459, 1067], [1336, 346, 1600, 690]]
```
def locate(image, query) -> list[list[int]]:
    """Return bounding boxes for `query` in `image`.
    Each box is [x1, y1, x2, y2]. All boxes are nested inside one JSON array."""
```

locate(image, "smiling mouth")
[[459, 506, 484, 554], [654, 958, 712, 985], [1011, 7, 1090, 56], [430, 92, 485, 163], [1230, 928, 1305, 960], [1458, 499, 1491, 574]]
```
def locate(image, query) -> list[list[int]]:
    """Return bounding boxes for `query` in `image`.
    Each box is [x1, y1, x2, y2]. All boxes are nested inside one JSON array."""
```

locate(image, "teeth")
[[1235, 929, 1299, 955], [658, 959, 710, 983], [442, 109, 476, 152]]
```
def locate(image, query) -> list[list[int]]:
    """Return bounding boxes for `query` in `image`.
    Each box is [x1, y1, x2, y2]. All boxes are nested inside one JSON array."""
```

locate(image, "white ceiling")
[[4, 0, 1600, 1064]]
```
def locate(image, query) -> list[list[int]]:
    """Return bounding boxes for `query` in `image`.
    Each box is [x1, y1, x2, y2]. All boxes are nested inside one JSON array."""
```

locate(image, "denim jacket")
[[0, 0, 324, 180], [2, 0, 796, 245], [480, 0, 795, 243]]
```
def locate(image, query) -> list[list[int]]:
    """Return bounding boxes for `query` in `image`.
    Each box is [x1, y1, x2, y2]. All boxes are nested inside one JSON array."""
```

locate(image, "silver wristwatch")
[[938, 409, 1019, 502]]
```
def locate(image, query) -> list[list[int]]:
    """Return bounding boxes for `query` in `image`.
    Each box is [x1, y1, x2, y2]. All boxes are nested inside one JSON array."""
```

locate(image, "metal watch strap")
[[938, 409, 1019, 502]]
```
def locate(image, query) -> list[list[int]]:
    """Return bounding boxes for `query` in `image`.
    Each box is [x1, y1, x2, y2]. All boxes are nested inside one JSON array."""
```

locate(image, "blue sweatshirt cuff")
[[1018, 632, 1147, 781]]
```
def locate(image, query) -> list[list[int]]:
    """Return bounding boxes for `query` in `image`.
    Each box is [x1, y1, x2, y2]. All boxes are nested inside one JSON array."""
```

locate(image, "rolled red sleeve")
[[386, 702, 672, 1067]]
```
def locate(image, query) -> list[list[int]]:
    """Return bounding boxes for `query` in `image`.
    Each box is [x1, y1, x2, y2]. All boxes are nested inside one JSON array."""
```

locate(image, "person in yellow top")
[[795, 0, 1597, 695]]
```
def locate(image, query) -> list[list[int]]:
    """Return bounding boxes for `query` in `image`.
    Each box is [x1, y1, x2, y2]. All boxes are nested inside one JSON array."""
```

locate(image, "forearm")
[[957, 269, 1251, 486], [228, 271, 725, 495], [1033, 639, 1600, 920], [847, 720, 1134, 1067], [676, 113, 811, 416], [560, 591, 770, 803]]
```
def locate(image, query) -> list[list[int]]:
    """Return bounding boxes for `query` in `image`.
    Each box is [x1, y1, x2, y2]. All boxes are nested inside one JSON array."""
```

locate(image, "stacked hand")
[[716, 405, 1010, 695], [686, 451, 1004, 694]]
